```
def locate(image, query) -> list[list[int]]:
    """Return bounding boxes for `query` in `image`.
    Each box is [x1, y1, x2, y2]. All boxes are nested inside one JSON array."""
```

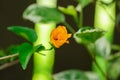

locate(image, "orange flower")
[[50, 26, 72, 48]]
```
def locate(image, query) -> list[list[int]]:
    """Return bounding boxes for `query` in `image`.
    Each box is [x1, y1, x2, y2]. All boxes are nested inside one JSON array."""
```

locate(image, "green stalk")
[[94, 0, 116, 43], [86, 44, 106, 79], [94, 0, 116, 80], [33, 23, 56, 80], [33, 0, 56, 80], [79, 8, 83, 28]]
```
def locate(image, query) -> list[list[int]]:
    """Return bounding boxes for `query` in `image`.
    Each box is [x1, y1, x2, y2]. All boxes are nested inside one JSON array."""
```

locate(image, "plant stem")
[[92, 56, 108, 80], [0, 53, 18, 60], [86, 44, 108, 79], [73, 13, 79, 27], [107, 52, 120, 61], [33, 23, 56, 80], [94, 0, 116, 43], [0, 60, 19, 70], [63, 22, 76, 34], [92, 57, 108, 79], [94, 0, 116, 80], [32, 0, 56, 80], [79, 8, 83, 28]]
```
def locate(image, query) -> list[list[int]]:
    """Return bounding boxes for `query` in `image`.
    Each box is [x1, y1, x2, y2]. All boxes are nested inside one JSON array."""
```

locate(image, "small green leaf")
[[18, 43, 46, 70], [53, 70, 89, 80], [77, 0, 93, 8], [107, 52, 120, 61], [58, 5, 77, 17], [112, 44, 120, 51], [74, 27, 105, 44], [76, 0, 92, 12], [0, 49, 7, 64], [108, 58, 120, 79], [95, 37, 111, 57], [85, 71, 101, 80], [23, 4, 65, 23], [6, 45, 19, 62], [18, 43, 34, 70], [6, 45, 19, 54], [0, 49, 6, 57], [8, 26, 37, 43], [34, 44, 45, 52]]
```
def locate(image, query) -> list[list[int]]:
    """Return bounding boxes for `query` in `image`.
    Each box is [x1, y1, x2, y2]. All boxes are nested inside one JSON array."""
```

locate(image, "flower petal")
[[50, 26, 72, 48]]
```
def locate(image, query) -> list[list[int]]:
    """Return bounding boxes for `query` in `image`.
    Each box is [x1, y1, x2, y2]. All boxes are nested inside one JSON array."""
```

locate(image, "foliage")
[[108, 58, 120, 80], [23, 4, 65, 23], [54, 70, 101, 80], [0, 0, 120, 80], [7, 26, 46, 69], [8, 26, 37, 43], [54, 70, 89, 80], [77, 0, 93, 8], [74, 27, 105, 44]]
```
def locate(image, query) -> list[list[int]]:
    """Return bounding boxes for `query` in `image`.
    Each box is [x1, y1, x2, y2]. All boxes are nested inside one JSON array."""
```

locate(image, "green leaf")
[[0, 49, 6, 57], [94, 37, 111, 57], [6, 45, 19, 62], [85, 71, 101, 80], [8, 26, 37, 43], [34, 44, 45, 52], [0, 49, 7, 64], [77, 0, 93, 8], [58, 5, 77, 17], [18, 43, 34, 70], [6, 45, 19, 54], [53, 70, 89, 80], [108, 52, 120, 61], [18, 43, 46, 70], [23, 4, 65, 23], [112, 44, 120, 51], [108, 58, 120, 79], [74, 27, 105, 44]]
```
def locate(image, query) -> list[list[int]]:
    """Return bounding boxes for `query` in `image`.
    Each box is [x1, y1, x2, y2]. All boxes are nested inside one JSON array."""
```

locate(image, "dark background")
[[0, 0, 119, 80]]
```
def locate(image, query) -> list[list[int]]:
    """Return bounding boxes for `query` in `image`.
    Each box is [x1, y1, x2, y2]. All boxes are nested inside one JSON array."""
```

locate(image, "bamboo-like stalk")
[[33, 23, 56, 80], [94, 0, 116, 80], [32, 0, 56, 80], [94, 0, 116, 43]]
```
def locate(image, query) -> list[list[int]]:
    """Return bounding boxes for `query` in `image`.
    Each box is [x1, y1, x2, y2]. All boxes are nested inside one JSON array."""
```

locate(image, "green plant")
[[0, 0, 120, 80]]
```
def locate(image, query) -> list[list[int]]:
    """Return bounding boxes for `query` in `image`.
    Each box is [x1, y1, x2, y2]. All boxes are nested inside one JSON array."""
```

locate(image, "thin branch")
[[86, 44, 108, 80], [107, 52, 120, 61], [79, 8, 83, 28], [0, 53, 18, 60], [0, 59, 19, 70], [92, 56, 108, 80], [63, 22, 76, 34]]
